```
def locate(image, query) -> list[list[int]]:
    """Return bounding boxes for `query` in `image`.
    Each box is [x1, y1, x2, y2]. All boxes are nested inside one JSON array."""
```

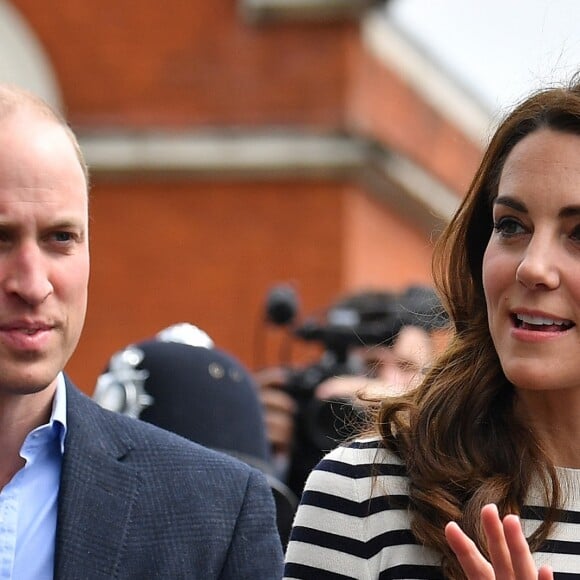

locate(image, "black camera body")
[[281, 315, 403, 495], [284, 351, 361, 453]]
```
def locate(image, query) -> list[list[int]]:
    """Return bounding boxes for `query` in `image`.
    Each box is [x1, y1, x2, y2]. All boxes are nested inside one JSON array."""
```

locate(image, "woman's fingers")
[[481, 503, 514, 575], [445, 521, 494, 579], [503, 515, 553, 579], [446, 504, 555, 579], [538, 565, 555, 580]]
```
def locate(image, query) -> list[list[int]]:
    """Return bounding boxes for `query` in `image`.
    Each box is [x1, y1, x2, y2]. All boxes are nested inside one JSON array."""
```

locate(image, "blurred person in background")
[[94, 322, 298, 548], [255, 285, 446, 497], [316, 288, 438, 401]]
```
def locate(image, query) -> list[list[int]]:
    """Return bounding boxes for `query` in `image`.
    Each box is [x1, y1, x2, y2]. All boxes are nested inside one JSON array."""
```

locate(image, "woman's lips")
[[512, 312, 574, 332]]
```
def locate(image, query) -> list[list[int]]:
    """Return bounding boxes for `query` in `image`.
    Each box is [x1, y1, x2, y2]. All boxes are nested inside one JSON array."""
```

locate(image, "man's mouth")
[[512, 313, 574, 332]]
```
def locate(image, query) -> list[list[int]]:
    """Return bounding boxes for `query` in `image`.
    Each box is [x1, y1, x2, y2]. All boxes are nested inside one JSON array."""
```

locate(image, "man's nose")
[[2, 243, 54, 305]]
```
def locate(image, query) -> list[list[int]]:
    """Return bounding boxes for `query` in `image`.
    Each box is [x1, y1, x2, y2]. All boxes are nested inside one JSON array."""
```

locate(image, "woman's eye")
[[570, 225, 580, 243], [493, 217, 525, 237]]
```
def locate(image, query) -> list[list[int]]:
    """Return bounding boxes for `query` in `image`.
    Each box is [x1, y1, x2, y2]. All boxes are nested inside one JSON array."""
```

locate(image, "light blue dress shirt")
[[0, 374, 67, 580]]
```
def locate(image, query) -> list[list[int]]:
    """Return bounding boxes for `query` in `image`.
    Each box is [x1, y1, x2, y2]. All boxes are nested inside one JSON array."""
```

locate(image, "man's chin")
[[0, 371, 59, 397]]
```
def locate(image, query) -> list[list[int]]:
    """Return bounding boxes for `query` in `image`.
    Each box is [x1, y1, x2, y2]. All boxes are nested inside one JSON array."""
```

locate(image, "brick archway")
[[0, 0, 62, 110]]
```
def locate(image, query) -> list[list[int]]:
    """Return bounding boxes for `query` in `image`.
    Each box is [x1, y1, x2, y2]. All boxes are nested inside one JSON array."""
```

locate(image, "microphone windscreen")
[[265, 284, 299, 326]]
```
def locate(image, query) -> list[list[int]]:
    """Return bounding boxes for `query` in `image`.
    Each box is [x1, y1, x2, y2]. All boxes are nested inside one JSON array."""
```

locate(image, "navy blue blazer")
[[54, 380, 284, 579]]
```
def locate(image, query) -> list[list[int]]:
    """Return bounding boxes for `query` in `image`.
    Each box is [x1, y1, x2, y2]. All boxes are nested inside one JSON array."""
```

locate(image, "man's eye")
[[397, 361, 419, 373], [52, 231, 74, 242], [493, 217, 525, 237], [365, 359, 382, 378]]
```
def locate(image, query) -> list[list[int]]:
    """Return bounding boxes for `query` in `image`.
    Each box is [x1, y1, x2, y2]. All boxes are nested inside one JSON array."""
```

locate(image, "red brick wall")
[[13, 0, 351, 128], [341, 186, 435, 291], [68, 178, 347, 390], [7, 1, 484, 392], [345, 37, 482, 194]]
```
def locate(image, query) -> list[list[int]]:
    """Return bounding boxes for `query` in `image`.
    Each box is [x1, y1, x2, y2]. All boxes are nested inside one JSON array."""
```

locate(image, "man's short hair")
[[0, 84, 89, 184]]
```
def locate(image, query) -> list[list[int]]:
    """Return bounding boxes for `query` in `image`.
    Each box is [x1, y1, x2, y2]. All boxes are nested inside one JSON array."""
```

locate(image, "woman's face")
[[482, 128, 580, 392]]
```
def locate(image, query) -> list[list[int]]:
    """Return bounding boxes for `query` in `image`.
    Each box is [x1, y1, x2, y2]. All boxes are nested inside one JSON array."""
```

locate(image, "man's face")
[[0, 109, 89, 396], [361, 325, 433, 392]]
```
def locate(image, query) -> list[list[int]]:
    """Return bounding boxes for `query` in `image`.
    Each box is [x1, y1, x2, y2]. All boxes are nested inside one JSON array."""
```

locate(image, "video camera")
[[264, 285, 407, 493]]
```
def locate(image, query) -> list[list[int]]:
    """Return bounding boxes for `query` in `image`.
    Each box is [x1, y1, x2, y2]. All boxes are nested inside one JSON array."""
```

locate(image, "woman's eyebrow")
[[494, 195, 580, 219], [559, 205, 580, 218], [493, 195, 527, 212]]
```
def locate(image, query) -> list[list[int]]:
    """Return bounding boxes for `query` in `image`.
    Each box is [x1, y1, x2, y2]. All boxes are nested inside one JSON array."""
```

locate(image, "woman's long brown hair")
[[375, 75, 580, 578]]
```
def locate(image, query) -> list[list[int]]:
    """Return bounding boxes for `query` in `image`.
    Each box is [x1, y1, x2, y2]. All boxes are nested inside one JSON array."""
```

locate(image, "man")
[[314, 322, 435, 400], [0, 85, 283, 579], [256, 286, 445, 496]]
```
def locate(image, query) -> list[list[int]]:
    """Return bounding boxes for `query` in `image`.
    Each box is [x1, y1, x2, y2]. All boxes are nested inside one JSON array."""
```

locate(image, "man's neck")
[[0, 384, 57, 488]]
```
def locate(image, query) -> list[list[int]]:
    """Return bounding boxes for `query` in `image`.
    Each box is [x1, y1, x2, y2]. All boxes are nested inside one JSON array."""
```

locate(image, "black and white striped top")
[[284, 439, 580, 579]]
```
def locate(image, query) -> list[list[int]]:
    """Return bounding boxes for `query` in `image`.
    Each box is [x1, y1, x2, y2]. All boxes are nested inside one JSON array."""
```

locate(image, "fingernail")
[[483, 503, 498, 514]]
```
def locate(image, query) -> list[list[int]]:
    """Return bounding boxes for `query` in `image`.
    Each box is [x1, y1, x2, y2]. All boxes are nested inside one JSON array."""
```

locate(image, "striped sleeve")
[[283, 439, 443, 579], [285, 440, 580, 579]]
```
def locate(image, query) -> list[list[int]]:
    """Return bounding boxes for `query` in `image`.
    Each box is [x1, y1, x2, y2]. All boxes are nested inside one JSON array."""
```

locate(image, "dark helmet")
[[93, 323, 297, 545]]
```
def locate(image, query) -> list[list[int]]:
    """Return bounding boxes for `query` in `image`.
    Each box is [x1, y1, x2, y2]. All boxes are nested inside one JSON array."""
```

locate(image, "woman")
[[284, 76, 580, 579]]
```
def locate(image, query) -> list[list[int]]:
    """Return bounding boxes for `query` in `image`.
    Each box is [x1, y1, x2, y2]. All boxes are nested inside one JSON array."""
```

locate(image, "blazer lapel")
[[54, 382, 141, 579]]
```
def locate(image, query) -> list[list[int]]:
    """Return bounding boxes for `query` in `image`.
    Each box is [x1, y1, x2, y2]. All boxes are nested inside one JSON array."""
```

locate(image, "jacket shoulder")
[[65, 380, 256, 477]]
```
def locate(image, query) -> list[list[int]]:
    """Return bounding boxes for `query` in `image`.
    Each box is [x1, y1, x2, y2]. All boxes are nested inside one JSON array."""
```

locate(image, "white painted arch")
[[0, 0, 62, 111]]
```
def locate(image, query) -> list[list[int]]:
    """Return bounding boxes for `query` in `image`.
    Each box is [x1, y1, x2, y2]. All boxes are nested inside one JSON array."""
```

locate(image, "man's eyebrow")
[[49, 219, 85, 229], [0, 218, 86, 231]]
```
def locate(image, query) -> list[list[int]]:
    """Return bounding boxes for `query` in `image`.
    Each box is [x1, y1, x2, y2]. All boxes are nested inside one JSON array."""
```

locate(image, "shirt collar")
[[50, 373, 68, 454]]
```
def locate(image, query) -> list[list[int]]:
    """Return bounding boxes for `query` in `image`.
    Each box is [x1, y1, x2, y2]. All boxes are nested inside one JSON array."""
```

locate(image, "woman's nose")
[[515, 239, 560, 290]]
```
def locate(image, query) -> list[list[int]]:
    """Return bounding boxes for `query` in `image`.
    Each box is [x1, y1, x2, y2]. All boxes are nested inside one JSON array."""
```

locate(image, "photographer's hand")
[[254, 366, 297, 456], [316, 375, 417, 403], [315, 375, 382, 403], [445, 503, 554, 579]]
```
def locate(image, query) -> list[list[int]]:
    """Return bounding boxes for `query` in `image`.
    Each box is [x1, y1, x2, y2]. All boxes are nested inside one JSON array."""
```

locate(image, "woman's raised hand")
[[445, 503, 554, 579]]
